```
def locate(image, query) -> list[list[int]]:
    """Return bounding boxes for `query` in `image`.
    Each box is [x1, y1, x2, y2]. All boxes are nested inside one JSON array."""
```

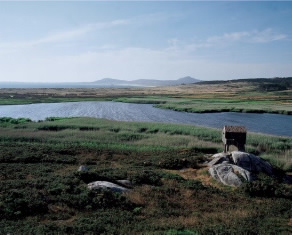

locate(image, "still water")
[[0, 101, 291, 137]]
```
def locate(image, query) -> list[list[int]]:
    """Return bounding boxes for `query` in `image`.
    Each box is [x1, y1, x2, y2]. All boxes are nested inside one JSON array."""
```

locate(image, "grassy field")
[[0, 117, 291, 234], [113, 86, 292, 115]]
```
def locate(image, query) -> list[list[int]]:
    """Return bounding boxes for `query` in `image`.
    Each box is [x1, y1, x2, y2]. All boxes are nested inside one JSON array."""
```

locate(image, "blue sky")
[[0, 1, 292, 82]]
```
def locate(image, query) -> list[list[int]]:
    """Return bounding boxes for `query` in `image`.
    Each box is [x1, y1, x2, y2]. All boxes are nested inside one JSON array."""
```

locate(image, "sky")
[[0, 1, 292, 83]]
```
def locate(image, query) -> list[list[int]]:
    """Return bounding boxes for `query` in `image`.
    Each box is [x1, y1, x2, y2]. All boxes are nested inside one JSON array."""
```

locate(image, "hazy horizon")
[[0, 1, 292, 83], [0, 76, 290, 85]]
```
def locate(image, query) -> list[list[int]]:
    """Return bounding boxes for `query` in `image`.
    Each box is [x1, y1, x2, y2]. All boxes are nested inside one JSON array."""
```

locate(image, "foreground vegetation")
[[0, 117, 291, 234]]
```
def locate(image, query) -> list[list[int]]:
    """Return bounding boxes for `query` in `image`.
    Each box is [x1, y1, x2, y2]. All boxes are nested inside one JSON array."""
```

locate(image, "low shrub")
[[65, 189, 133, 210], [240, 176, 292, 198], [37, 125, 70, 131], [181, 179, 207, 191], [0, 117, 32, 125], [0, 189, 48, 219], [160, 172, 185, 182], [166, 229, 200, 235], [130, 170, 162, 186], [158, 158, 190, 170], [45, 117, 72, 122]]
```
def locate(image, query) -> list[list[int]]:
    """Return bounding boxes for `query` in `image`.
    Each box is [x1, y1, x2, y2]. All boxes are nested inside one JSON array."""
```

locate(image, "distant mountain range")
[[93, 76, 200, 87], [0, 76, 200, 88]]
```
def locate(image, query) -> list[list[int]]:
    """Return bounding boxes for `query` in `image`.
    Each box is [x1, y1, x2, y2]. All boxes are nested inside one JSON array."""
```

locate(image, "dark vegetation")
[[0, 117, 32, 125], [0, 117, 291, 234], [198, 77, 292, 89]]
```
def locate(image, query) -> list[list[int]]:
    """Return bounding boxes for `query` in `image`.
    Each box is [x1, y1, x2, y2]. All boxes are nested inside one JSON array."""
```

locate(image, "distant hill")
[[198, 77, 292, 85], [0, 77, 200, 88], [93, 76, 200, 87], [198, 77, 292, 91]]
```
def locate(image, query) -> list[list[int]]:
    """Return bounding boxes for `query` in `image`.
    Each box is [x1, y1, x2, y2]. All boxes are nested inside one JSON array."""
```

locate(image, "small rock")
[[78, 165, 89, 172], [88, 181, 129, 193]]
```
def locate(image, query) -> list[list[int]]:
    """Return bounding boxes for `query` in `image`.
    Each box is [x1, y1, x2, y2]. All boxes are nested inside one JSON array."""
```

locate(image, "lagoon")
[[0, 101, 291, 137]]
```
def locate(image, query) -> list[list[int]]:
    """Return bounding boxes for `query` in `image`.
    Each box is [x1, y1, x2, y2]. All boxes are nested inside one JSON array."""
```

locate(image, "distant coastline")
[[0, 76, 200, 88]]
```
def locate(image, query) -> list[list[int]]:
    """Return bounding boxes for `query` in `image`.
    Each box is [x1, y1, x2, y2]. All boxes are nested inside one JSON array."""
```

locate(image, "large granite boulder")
[[230, 151, 274, 176], [208, 151, 276, 186], [208, 151, 291, 186], [209, 162, 252, 187], [88, 181, 129, 193]]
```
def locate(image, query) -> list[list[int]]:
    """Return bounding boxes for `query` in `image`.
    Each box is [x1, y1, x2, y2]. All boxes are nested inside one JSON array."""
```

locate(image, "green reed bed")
[[1, 117, 291, 157], [114, 96, 292, 115]]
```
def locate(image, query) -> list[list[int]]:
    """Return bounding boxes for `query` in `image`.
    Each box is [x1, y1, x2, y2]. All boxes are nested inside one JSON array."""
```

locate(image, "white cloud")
[[207, 28, 288, 44], [251, 28, 287, 43], [0, 19, 129, 51], [163, 28, 288, 58], [207, 31, 251, 43]]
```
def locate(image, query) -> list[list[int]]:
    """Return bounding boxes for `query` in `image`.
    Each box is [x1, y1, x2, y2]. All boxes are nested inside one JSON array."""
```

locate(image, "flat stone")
[[88, 181, 129, 193]]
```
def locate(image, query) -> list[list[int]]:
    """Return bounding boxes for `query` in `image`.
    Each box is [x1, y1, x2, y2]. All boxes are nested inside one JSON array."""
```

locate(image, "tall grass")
[[1, 117, 291, 169], [113, 95, 292, 115]]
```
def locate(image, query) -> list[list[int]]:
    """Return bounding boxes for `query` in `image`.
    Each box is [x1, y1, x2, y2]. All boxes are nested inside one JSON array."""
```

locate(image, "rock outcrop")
[[208, 151, 275, 186]]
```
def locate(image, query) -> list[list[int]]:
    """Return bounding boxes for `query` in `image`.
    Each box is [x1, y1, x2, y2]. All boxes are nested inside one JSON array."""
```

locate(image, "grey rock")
[[116, 180, 133, 187], [208, 153, 229, 166], [231, 151, 274, 176], [209, 163, 252, 187], [208, 151, 292, 186], [88, 181, 129, 193], [211, 153, 227, 158], [78, 165, 89, 172]]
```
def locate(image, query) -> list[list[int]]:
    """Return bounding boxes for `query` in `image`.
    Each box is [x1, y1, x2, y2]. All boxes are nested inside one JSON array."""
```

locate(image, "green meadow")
[[114, 92, 292, 115], [0, 117, 291, 234]]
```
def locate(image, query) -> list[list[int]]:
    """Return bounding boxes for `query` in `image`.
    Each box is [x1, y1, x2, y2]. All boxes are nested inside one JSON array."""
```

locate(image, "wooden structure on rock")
[[222, 126, 246, 153]]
